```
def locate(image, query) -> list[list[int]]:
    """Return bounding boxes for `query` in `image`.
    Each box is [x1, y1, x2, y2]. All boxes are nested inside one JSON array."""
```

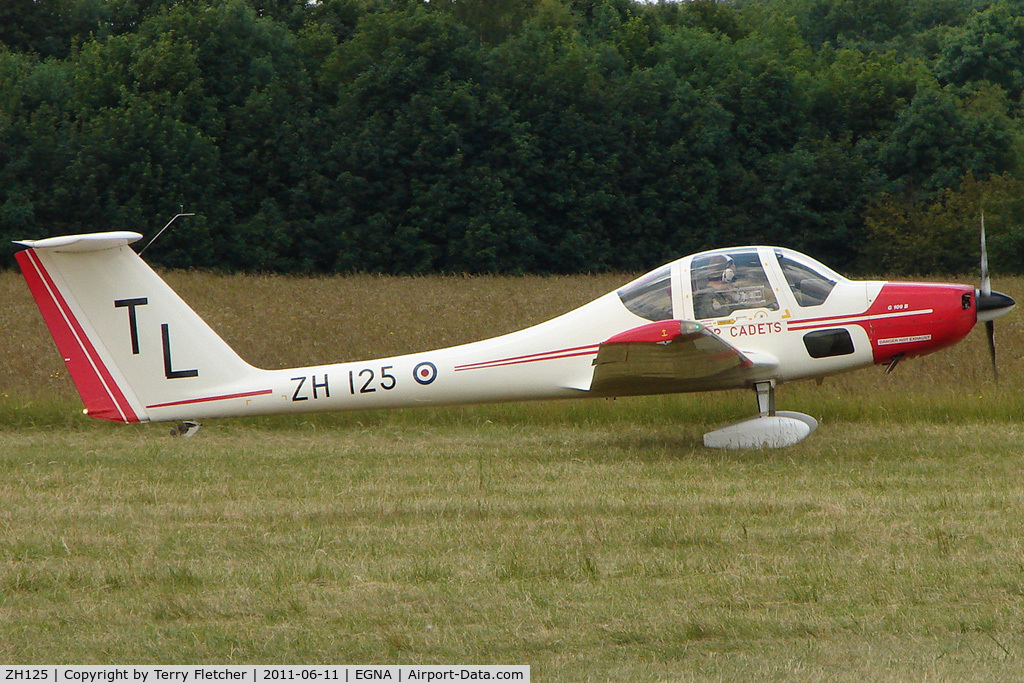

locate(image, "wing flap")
[[589, 320, 777, 396]]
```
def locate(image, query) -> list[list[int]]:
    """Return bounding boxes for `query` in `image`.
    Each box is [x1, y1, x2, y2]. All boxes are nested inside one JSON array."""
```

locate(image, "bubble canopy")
[[617, 246, 848, 322]]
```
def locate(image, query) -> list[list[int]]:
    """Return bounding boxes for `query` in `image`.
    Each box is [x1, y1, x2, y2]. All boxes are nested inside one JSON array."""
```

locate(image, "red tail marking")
[[16, 249, 140, 423]]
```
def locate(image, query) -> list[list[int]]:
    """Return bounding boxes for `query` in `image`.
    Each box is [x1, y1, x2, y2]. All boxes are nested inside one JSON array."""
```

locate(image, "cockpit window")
[[775, 250, 836, 307], [617, 264, 673, 321], [691, 249, 778, 320]]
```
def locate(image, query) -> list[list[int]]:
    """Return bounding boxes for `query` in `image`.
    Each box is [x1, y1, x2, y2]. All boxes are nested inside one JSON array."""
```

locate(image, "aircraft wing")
[[588, 320, 778, 396]]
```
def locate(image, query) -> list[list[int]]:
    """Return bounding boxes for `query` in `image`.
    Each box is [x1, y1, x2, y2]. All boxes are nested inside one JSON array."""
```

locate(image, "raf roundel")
[[413, 361, 437, 385]]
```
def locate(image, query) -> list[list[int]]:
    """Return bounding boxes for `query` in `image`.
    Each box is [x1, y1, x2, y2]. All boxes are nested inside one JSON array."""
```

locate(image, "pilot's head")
[[700, 254, 735, 283]]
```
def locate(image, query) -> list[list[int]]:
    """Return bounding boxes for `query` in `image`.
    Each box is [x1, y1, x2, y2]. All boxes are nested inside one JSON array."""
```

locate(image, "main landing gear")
[[703, 380, 817, 449]]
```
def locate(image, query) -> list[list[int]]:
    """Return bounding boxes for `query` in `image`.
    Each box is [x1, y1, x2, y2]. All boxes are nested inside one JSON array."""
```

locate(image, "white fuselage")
[[145, 248, 884, 422]]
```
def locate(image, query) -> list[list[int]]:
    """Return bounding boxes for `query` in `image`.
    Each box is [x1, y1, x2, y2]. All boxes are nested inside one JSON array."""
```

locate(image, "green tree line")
[[2, 0, 1024, 274]]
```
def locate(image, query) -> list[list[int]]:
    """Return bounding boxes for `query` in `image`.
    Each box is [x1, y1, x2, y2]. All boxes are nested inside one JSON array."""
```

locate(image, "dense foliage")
[[2, 0, 1024, 274]]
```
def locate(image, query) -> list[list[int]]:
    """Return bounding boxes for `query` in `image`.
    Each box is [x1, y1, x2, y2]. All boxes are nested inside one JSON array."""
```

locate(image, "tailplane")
[[16, 232, 259, 423]]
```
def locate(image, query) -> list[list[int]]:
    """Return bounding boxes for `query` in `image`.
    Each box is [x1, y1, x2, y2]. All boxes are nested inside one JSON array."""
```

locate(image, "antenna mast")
[[139, 211, 195, 255]]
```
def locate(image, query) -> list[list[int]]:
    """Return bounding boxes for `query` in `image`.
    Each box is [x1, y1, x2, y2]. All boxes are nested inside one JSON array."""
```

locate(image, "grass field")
[[2, 270, 1024, 679]]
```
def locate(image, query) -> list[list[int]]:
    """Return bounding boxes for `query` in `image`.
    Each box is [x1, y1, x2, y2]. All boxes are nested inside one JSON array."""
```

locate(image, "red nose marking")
[[866, 283, 975, 363]]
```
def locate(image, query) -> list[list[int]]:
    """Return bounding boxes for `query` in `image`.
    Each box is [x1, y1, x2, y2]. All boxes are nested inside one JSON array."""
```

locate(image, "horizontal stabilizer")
[[15, 231, 143, 252]]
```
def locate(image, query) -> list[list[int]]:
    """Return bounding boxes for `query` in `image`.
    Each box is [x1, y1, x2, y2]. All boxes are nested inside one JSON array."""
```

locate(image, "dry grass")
[[169, 270, 627, 368]]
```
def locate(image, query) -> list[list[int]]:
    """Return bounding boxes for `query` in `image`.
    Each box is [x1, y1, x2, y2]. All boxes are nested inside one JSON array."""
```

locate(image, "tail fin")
[[16, 232, 261, 423]]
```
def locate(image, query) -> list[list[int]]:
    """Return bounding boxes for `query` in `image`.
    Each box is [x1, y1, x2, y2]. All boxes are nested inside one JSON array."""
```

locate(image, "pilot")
[[693, 254, 737, 319]]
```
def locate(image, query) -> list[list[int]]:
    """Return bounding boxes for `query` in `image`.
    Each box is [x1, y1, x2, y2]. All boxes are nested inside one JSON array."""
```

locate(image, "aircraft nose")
[[976, 289, 1016, 322]]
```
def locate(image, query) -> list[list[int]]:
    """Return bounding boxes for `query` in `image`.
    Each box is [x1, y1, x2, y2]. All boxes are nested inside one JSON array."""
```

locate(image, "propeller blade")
[[978, 211, 1009, 381], [980, 211, 992, 297], [986, 319, 998, 381]]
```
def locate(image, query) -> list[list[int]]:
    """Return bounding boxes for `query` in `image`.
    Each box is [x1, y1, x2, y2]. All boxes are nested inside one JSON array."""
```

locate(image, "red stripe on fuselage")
[[786, 307, 933, 331], [454, 344, 600, 372], [146, 388, 273, 410], [16, 249, 139, 423]]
